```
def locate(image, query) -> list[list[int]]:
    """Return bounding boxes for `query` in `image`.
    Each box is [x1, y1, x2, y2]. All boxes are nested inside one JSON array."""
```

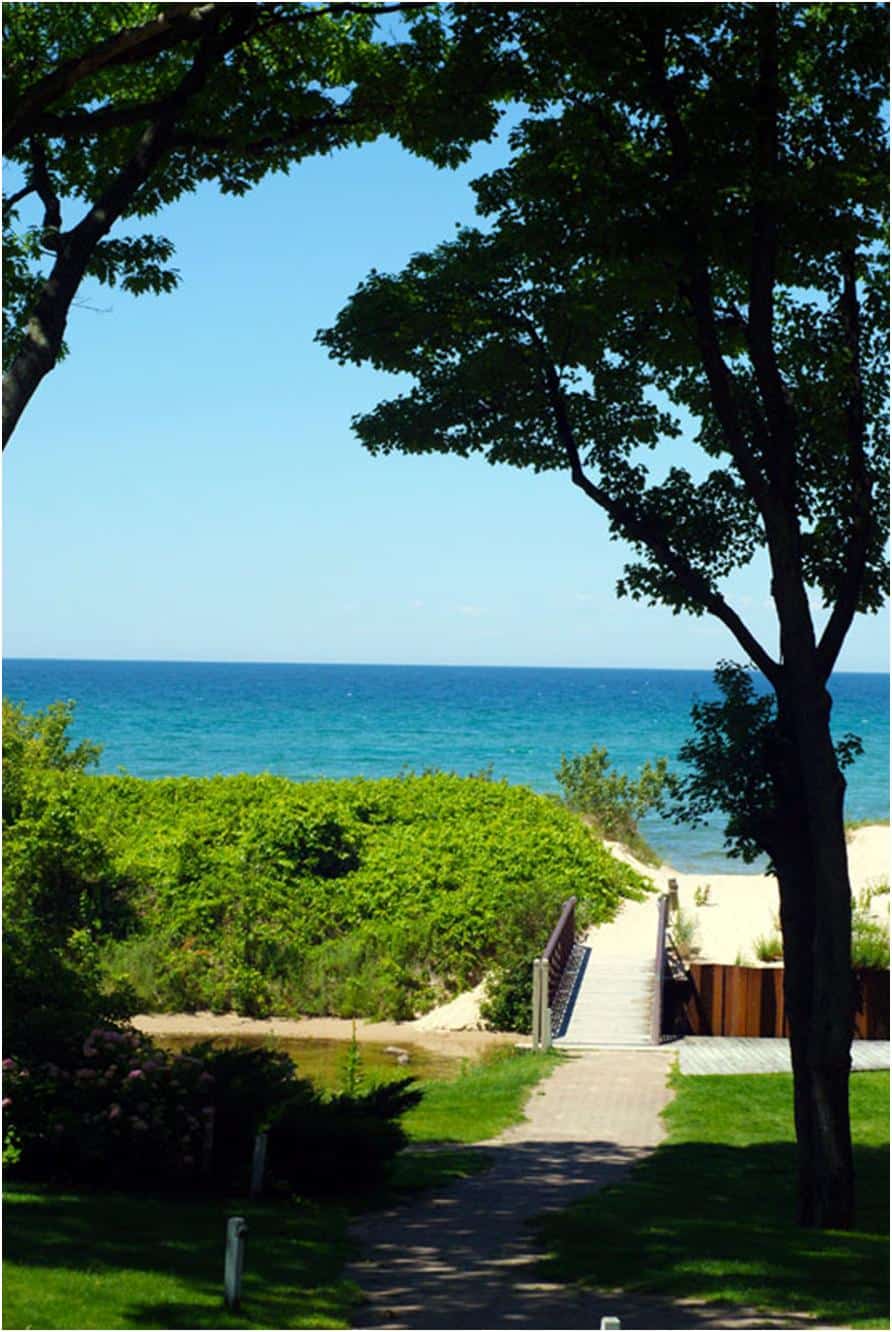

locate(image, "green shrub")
[[480, 956, 535, 1033], [90, 771, 643, 1025], [3, 1029, 212, 1189], [555, 744, 670, 863], [3, 701, 646, 1032], [671, 907, 701, 961], [267, 1078, 422, 1196], [852, 915, 890, 970], [3, 1031, 422, 1200]]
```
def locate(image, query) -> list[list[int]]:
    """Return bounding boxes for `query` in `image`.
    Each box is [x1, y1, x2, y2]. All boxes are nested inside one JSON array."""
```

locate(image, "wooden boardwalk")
[[553, 895, 661, 1049]]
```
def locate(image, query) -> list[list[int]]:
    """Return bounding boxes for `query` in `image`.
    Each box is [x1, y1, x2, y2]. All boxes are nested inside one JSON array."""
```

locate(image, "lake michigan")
[[3, 658, 888, 874]]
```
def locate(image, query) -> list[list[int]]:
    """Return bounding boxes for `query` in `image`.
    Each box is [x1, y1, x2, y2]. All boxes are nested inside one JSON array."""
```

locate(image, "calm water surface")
[[155, 1034, 491, 1090], [4, 658, 888, 871]]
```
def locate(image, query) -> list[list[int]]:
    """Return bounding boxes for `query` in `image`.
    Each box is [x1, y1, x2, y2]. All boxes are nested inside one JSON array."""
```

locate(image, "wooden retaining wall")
[[674, 964, 889, 1040]]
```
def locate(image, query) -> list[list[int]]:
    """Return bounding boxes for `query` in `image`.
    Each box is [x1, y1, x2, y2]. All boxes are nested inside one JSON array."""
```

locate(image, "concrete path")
[[553, 897, 661, 1049], [348, 1050, 817, 1329], [678, 1036, 891, 1075]]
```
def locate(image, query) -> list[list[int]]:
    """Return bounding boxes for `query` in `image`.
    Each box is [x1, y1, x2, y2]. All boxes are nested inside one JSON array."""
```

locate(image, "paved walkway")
[[677, 1036, 891, 1075], [348, 1050, 818, 1329]]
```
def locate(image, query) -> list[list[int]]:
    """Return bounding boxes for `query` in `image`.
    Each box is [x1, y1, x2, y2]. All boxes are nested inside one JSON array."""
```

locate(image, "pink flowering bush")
[[3, 1029, 422, 1197], [2, 1027, 212, 1188]]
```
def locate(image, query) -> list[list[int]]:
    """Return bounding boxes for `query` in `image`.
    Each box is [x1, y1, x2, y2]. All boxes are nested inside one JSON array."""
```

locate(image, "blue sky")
[[3, 124, 888, 672]]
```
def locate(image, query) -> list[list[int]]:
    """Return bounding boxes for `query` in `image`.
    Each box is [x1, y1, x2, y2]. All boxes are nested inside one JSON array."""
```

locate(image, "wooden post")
[[539, 958, 551, 1051], [532, 957, 542, 1049]]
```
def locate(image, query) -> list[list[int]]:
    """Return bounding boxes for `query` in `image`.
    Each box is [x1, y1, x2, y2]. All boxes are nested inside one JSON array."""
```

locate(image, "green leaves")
[[2, 701, 645, 1026], [320, 4, 888, 663]]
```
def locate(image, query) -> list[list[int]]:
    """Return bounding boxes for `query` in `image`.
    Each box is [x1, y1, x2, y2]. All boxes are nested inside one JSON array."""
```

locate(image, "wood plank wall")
[[679, 964, 888, 1040]]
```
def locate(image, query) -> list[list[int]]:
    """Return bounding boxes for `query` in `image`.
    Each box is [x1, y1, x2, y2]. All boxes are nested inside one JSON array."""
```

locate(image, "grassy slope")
[[3, 1050, 557, 1330], [536, 1068, 890, 1328]]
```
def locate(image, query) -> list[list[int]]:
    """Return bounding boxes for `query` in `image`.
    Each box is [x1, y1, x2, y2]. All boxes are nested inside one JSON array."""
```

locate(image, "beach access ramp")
[[551, 894, 664, 1049]]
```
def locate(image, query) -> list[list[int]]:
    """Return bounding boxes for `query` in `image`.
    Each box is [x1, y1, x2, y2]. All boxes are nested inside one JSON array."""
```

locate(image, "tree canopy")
[[2, 1, 512, 444], [320, 3, 888, 685]]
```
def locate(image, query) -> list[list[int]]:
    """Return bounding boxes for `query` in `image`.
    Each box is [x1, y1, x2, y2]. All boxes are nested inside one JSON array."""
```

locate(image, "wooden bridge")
[[532, 891, 670, 1050], [533, 889, 889, 1047]]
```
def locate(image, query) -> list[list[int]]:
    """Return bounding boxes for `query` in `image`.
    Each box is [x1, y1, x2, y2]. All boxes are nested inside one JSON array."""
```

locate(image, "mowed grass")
[[3, 1189, 357, 1330], [3, 1048, 559, 1329], [536, 1068, 890, 1328], [401, 1047, 560, 1143]]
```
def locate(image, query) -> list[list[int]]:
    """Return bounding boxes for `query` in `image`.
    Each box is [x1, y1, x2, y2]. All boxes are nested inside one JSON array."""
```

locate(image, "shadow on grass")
[[3, 1187, 357, 1329], [535, 1140, 890, 1327]]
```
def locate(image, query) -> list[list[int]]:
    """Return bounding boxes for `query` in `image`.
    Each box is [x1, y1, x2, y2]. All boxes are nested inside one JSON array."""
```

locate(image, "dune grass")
[[536, 1068, 890, 1328]]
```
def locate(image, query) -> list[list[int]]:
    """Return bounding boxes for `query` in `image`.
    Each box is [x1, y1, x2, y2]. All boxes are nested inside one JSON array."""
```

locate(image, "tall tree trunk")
[[772, 681, 855, 1229]]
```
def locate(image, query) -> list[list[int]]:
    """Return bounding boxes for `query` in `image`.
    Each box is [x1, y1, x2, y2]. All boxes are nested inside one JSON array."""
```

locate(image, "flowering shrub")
[[2, 1028, 213, 1189], [2, 1030, 421, 1197]]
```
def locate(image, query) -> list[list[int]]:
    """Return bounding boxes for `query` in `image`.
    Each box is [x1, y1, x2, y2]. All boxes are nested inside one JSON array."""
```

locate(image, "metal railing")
[[532, 896, 576, 1050]]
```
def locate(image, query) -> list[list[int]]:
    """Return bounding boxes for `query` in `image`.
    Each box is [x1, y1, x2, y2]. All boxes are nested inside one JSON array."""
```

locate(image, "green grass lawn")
[[536, 1068, 890, 1329], [3, 1048, 558, 1329], [401, 1047, 560, 1144], [3, 1188, 357, 1330]]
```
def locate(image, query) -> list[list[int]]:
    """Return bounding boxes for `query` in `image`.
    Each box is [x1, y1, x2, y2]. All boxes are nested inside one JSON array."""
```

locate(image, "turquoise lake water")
[[3, 658, 888, 873]]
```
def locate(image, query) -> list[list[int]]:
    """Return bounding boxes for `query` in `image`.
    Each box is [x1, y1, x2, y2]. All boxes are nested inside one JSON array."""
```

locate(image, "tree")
[[2, 699, 133, 1060], [319, 3, 889, 1228], [2, 1, 508, 446]]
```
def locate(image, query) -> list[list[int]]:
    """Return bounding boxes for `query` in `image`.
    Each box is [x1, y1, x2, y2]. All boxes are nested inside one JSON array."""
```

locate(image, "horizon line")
[[3, 654, 888, 676]]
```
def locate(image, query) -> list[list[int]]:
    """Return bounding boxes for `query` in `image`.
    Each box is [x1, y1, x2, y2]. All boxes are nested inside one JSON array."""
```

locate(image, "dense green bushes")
[[3, 1033, 420, 1198], [94, 770, 643, 1021], [2, 700, 135, 1060], [3, 701, 645, 1032]]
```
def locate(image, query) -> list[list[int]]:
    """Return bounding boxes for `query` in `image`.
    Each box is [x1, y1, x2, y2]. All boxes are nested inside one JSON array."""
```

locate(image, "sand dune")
[[606, 823, 889, 966], [133, 825, 888, 1042]]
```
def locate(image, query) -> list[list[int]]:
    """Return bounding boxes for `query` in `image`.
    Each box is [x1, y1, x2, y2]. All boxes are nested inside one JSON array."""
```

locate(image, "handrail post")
[[538, 958, 551, 1050], [532, 956, 542, 1049]]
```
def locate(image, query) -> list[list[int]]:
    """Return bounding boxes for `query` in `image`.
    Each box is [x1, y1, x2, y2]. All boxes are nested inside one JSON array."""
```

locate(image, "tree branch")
[[5, 2, 419, 154], [170, 103, 389, 154], [29, 140, 63, 253], [30, 100, 171, 140], [816, 250, 873, 680], [536, 346, 781, 685], [3, 9, 253, 449], [641, 13, 818, 676], [641, 19, 774, 520], [3, 3, 221, 155], [2, 182, 36, 213], [747, 2, 797, 496]]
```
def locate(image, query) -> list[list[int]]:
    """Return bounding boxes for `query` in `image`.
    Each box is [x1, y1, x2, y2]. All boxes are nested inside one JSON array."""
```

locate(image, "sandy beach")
[[607, 822, 889, 967], [131, 1003, 515, 1056], [132, 824, 888, 1045]]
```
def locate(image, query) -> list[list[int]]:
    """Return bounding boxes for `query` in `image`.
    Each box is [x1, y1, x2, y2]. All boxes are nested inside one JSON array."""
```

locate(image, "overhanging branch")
[[536, 349, 780, 685], [3, 4, 221, 155]]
